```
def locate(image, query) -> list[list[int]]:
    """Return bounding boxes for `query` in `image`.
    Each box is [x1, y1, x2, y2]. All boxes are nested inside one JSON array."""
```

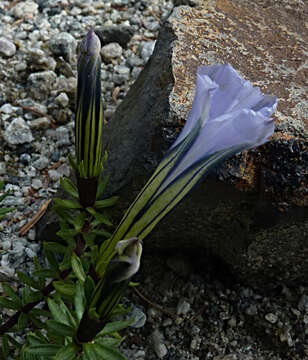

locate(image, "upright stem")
[[77, 176, 98, 208]]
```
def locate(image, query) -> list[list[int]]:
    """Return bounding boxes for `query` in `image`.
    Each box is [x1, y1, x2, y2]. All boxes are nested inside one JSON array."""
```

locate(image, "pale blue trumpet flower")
[[97, 63, 277, 275]]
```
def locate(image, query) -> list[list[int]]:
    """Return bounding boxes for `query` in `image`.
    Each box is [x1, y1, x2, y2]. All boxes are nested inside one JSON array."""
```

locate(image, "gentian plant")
[[0, 28, 277, 360]]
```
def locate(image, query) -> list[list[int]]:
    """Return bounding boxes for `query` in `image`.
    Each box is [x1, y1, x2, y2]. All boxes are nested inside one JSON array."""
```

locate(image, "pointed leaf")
[[18, 312, 28, 330], [53, 281, 75, 298], [46, 320, 76, 338], [60, 178, 79, 199], [44, 242, 67, 254], [32, 268, 58, 278], [95, 337, 121, 347], [54, 198, 82, 210], [17, 271, 41, 290], [93, 342, 126, 360], [84, 276, 95, 304], [98, 319, 133, 336], [0, 296, 21, 310], [25, 344, 62, 356], [2, 282, 22, 306], [96, 174, 109, 199], [83, 344, 99, 360], [55, 343, 79, 360], [94, 196, 119, 209], [2, 334, 10, 358], [74, 281, 86, 322], [71, 253, 86, 282]]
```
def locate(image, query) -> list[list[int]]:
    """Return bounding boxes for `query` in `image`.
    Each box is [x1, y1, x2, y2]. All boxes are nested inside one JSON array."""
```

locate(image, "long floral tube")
[[96, 63, 278, 275]]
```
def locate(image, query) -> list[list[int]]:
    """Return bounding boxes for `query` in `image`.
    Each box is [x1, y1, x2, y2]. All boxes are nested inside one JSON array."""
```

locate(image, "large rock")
[[38, 0, 308, 290], [101, 0, 308, 289]]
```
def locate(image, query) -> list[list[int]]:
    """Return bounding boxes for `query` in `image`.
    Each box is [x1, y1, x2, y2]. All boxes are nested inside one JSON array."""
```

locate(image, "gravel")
[[0, 0, 306, 359]]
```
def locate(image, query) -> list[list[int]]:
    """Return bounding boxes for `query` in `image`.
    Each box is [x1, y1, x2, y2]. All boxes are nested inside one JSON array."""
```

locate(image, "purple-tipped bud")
[[78, 27, 101, 61], [75, 28, 104, 206]]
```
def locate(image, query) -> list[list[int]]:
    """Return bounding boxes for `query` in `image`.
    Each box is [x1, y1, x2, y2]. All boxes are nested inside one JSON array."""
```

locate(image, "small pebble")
[[151, 330, 168, 359], [0, 37, 16, 57], [101, 42, 123, 62]]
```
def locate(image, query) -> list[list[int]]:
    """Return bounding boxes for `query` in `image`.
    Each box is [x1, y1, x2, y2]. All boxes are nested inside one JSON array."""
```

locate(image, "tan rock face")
[[168, 1, 308, 205]]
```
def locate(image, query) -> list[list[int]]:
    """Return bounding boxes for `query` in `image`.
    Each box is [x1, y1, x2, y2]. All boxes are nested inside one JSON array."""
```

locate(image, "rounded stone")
[[0, 37, 16, 57], [4, 118, 34, 145], [101, 42, 123, 62], [49, 32, 77, 63], [55, 92, 69, 107], [11, 0, 38, 18], [27, 71, 57, 100]]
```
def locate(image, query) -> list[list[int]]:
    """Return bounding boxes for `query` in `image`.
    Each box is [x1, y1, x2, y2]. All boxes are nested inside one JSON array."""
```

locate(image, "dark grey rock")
[[173, 0, 201, 6], [95, 25, 134, 49]]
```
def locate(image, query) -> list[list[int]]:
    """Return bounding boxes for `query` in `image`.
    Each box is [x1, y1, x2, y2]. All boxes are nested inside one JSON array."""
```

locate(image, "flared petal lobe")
[[166, 64, 277, 187]]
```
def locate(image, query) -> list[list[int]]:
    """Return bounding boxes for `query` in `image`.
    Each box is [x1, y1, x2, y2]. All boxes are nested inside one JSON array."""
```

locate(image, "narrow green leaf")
[[47, 298, 68, 325], [56, 228, 79, 241], [27, 333, 49, 346], [83, 344, 99, 360], [72, 212, 86, 232], [94, 196, 119, 209], [58, 298, 77, 328], [92, 228, 111, 239], [0, 296, 20, 310], [54, 198, 82, 210], [46, 320, 76, 338], [68, 153, 78, 172], [32, 268, 58, 278], [60, 178, 79, 199], [98, 319, 133, 336], [44, 242, 67, 254], [95, 337, 122, 347], [84, 276, 95, 304], [74, 281, 86, 322], [25, 344, 62, 356], [2, 282, 22, 306], [30, 316, 45, 329], [87, 207, 113, 226], [53, 281, 75, 297], [30, 308, 51, 317], [23, 288, 43, 304], [17, 271, 41, 290], [0, 207, 14, 216], [71, 253, 86, 282], [55, 343, 78, 360], [45, 248, 60, 270], [6, 334, 22, 347], [2, 334, 10, 358], [48, 297, 77, 329], [93, 342, 126, 360], [18, 312, 28, 330], [96, 174, 109, 199]]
